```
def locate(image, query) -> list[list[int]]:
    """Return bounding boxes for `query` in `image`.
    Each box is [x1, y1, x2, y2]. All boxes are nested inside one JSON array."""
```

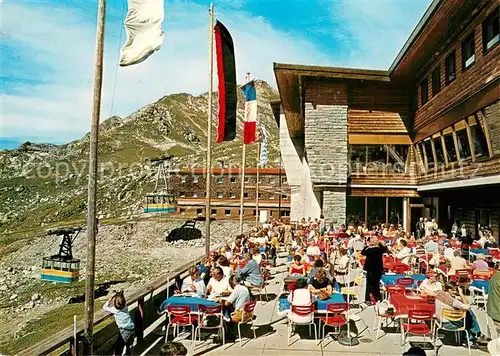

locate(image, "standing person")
[[103, 291, 135, 355], [488, 271, 500, 355], [425, 218, 433, 237], [319, 215, 326, 236], [361, 238, 387, 302], [284, 220, 293, 247], [415, 217, 425, 239]]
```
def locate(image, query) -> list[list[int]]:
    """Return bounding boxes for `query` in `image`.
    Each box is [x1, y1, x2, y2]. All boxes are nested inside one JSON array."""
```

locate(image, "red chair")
[[392, 263, 411, 275], [370, 293, 395, 340], [386, 285, 406, 298], [451, 269, 472, 287], [165, 305, 196, 346], [401, 310, 434, 350], [319, 303, 349, 346], [396, 277, 416, 294], [472, 274, 490, 281], [195, 304, 225, 349], [232, 300, 257, 347], [287, 304, 317, 346]]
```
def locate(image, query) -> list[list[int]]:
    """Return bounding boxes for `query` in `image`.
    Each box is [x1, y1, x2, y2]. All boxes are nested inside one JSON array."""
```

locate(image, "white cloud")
[[1, 1, 330, 143]]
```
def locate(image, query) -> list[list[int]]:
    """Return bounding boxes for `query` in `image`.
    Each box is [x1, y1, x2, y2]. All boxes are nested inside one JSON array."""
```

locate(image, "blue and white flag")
[[259, 122, 268, 167]]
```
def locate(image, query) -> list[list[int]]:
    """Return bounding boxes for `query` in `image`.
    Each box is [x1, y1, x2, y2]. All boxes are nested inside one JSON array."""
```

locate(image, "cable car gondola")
[[40, 227, 81, 283], [144, 155, 177, 213]]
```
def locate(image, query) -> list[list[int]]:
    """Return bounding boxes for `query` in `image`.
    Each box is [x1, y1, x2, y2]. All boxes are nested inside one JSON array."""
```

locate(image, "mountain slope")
[[0, 80, 280, 233]]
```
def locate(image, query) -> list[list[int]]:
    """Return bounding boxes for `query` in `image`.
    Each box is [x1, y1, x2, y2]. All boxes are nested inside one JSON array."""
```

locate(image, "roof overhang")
[[273, 63, 390, 138]]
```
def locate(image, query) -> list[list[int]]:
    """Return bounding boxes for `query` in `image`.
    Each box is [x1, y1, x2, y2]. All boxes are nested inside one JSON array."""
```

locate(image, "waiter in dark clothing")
[[361, 238, 388, 302]]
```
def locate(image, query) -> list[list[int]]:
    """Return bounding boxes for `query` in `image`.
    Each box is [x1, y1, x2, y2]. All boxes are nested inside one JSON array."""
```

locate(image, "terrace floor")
[[133, 255, 492, 356]]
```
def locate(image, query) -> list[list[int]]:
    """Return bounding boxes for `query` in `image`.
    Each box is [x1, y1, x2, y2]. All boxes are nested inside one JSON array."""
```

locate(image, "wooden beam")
[[422, 142, 429, 171], [465, 118, 476, 162], [430, 139, 439, 171], [440, 133, 449, 167], [477, 110, 494, 158], [452, 126, 462, 163], [364, 197, 368, 225], [348, 134, 412, 145]]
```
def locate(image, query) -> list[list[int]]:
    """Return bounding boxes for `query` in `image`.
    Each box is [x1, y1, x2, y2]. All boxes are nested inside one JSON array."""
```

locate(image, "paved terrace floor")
[[133, 255, 492, 356]]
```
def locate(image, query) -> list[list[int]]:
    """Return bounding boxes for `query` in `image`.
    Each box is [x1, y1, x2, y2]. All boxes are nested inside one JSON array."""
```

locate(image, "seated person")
[[216, 255, 233, 279], [471, 254, 489, 272], [231, 237, 243, 255], [307, 268, 333, 299], [252, 246, 263, 265], [287, 279, 316, 323], [180, 266, 206, 297], [216, 275, 252, 323], [436, 281, 482, 349], [448, 249, 469, 276], [310, 258, 334, 282], [306, 242, 321, 257], [289, 254, 306, 276], [425, 238, 438, 253], [296, 248, 310, 265], [206, 267, 230, 298], [419, 271, 442, 296], [443, 243, 455, 260], [238, 253, 263, 287], [332, 247, 349, 280], [395, 239, 411, 265]]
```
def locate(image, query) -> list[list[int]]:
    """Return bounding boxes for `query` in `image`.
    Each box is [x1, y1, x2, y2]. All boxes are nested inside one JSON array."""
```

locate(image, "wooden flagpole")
[[84, 0, 106, 353], [205, 3, 214, 255]]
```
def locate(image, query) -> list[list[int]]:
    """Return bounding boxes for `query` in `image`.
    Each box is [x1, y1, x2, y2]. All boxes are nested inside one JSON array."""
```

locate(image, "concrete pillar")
[[403, 197, 408, 232]]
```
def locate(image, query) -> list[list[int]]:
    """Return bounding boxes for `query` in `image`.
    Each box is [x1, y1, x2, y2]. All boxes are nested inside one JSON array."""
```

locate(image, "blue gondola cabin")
[[144, 193, 177, 213]]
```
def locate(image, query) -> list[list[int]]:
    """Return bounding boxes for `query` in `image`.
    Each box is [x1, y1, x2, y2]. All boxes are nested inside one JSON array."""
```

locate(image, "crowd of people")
[[102, 215, 500, 354]]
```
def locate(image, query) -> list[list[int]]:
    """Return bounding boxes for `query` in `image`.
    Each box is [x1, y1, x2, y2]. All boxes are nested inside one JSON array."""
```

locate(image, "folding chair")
[[165, 305, 196, 347], [232, 300, 257, 347], [433, 309, 471, 356], [287, 304, 318, 346], [370, 293, 395, 340], [319, 303, 348, 346], [194, 304, 225, 349], [401, 309, 434, 350]]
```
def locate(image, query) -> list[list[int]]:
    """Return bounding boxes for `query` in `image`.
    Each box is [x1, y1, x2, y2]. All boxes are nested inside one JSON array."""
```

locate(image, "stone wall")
[[322, 189, 347, 226], [484, 100, 500, 156]]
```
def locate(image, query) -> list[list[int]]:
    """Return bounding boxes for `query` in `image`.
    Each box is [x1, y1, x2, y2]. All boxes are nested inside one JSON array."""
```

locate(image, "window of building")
[[217, 177, 223, 184], [180, 192, 185, 198], [483, 7, 499, 53], [281, 211, 290, 217], [253, 209, 257, 216], [244, 192, 249, 198], [193, 176, 199, 183], [217, 192, 223, 198], [269, 211, 273, 217], [225, 209, 231, 216], [270, 194, 275, 200], [244, 177, 250, 184], [442, 127, 458, 163], [230, 193, 236, 199], [349, 145, 367, 173], [269, 178, 276, 184], [432, 134, 446, 166], [211, 209, 217, 216], [258, 193, 262, 198], [468, 116, 489, 158], [181, 176, 186, 183], [366, 145, 386, 172], [258, 178, 263, 184], [196, 208, 203, 215], [282, 177, 288, 184], [180, 208, 186, 215], [454, 120, 472, 160], [420, 78, 428, 105], [230, 177, 236, 183], [461, 33, 475, 70], [432, 66, 441, 95], [387, 145, 409, 173], [445, 52, 456, 84], [193, 192, 198, 198], [283, 194, 288, 199], [423, 138, 435, 170]]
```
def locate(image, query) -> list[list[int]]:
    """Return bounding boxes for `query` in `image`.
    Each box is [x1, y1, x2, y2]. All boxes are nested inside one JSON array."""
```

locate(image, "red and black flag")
[[215, 20, 237, 142]]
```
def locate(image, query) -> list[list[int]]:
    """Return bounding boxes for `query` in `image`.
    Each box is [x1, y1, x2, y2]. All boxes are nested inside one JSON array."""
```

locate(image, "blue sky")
[[1, 0, 432, 149]]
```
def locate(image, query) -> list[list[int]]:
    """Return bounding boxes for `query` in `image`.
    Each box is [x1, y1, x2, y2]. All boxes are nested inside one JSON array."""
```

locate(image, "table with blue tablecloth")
[[470, 280, 489, 294], [159, 296, 219, 313], [278, 292, 345, 314], [470, 248, 489, 256], [381, 274, 426, 288]]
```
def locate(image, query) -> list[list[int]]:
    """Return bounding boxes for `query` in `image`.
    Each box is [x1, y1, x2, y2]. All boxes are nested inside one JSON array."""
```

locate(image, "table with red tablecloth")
[[389, 294, 434, 318]]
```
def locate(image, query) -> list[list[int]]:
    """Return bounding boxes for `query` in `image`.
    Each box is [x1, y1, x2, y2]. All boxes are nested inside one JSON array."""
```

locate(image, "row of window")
[[178, 208, 290, 217], [348, 144, 409, 174], [178, 191, 288, 199], [415, 114, 490, 171], [179, 176, 288, 185], [418, 7, 499, 107]]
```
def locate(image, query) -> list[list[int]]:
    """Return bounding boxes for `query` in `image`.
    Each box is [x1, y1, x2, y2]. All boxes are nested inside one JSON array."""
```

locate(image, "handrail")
[[19, 246, 216, 355]]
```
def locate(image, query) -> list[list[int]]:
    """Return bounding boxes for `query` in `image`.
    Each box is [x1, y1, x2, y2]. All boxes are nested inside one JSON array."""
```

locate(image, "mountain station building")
[[272, 0, 499, 237]]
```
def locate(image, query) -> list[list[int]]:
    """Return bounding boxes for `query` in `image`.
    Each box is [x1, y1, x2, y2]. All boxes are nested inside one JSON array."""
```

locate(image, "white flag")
[[120, 0, 164, 67]]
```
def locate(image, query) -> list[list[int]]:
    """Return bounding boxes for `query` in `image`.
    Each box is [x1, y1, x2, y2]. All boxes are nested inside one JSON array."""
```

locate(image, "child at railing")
[[103, 290, 135, 355]]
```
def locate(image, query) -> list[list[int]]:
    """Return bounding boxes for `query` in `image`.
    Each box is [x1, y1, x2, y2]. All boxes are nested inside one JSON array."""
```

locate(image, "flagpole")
[[205, 3, 214, 255], [84, 0, 105, 353], [239, 144, 246, 234], [256, 136, 260, 227]]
